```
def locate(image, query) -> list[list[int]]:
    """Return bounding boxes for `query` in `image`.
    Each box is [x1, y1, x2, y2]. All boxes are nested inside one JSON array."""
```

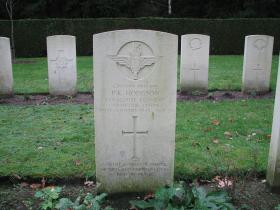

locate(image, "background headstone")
[[180, 34, 210, 93], [47, 35, 77, 96], [242, 35, 274, 93], [0, 37, 13, 95], [93, 30, 178, 193], [267, 54, 280, 192]]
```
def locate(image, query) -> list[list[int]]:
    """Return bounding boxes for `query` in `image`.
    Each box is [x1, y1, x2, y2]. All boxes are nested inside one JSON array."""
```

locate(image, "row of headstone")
[[180, 34, 274, 94], [0, 34, 275, 96], [1, 31, 280, 193], [92, 31, 278, 193]]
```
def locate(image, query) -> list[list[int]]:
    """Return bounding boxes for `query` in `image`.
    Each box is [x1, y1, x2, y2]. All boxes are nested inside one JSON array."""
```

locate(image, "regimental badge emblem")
[[110, 41, 158, 80], [189, 38, 202, 50], [253, 39, 267, 51]]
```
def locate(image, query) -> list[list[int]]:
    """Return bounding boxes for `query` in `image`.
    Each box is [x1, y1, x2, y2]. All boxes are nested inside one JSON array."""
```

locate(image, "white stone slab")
[[93, 30, 178, 193], [47, 35, 77, 96], [0, 37, 13, 95], [267, 54, 280, 192], [242, 35, 274, 93], [180, 34, 210, 93]]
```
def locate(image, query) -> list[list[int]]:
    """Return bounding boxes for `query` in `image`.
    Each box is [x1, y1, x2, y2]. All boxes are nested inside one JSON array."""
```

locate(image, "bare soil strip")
[[0, 91, 274, 105]]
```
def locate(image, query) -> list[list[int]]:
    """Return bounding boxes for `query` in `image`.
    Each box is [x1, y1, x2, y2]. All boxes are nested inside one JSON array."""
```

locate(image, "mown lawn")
[[0, 99, 273, 179], [13, 55, 279, 94]]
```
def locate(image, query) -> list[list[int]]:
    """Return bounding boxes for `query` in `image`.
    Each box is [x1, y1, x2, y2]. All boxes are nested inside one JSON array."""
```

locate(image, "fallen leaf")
[[192, 142, 200, 147], [204, 127, 213, 132], [267, 134, 271, 139], [212, 119, 220, 126], [144, 192, 155, 201], [74, 160, 81, 166], [30, 183, 41, 189], [224, 131, 232, 138], [84, 181, 95, 187], [13, 174, 21, 180], [213, 176, 233, 188], [212, 139, 219, 144], [20, 182, 29, 188]]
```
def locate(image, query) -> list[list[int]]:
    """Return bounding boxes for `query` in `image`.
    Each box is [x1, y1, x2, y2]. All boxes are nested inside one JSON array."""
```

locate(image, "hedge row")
[[0, 18, 280, 57]]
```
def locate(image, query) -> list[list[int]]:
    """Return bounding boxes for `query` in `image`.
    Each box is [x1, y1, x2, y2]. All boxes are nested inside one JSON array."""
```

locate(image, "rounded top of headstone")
[[181, 34, 210, 39], [47, 35, 76, 41], [246, 35, 274, 40], [0, 37, 10, 41], [93, 29, 177, 39]]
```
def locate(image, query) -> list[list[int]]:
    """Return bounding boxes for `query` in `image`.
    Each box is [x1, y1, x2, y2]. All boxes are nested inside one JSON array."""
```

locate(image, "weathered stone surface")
[[267, 54, 280, 192], [93, 30, 178, 193], [0, 37, 13, 95], [47, 35, 77, 96], [180, 34, 210, 93], [242, 35, 274, 93]]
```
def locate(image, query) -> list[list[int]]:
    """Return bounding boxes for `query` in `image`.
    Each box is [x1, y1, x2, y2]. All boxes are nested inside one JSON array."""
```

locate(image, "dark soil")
[[0, 91, 274, 105], [1, 178, 280, 210]]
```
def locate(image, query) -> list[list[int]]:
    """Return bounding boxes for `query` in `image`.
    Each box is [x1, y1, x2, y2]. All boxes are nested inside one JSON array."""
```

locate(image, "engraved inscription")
[[189, 38, 202, 50], [110, 41, 158, 80], [98, 83, 166, 113], [122, 115, 148, 161], [101, 161, 169, 177], [251, 38, 267, 82]]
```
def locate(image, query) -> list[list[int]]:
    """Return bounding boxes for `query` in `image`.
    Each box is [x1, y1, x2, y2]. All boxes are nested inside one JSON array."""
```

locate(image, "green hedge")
[[0, 18, 280, 57]]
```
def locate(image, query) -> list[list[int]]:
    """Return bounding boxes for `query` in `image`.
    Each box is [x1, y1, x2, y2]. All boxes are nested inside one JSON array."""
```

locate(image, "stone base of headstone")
[[49, 90, 77, 96], [180, 88, 208, 96], [241, 87, 270, 95], [0, 93, 13, 98]]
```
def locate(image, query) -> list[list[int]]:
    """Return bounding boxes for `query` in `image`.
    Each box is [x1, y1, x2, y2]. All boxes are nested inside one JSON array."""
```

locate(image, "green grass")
[[13, 55, 279, 94], [13, 57, 93, 94], [0, 99, 274, 179]]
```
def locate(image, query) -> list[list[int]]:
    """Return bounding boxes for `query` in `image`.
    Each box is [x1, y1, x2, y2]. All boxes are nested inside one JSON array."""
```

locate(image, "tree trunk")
[[10, 15, 16, 62], [168, 0, 172, 15]]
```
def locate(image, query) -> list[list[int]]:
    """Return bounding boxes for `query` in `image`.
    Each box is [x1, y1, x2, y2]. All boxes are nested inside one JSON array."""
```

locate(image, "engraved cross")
[[191, 63, 200, 82], [50, 50, 73, 82], [252, 64, 265, 83], [122, 115, 148, 160]]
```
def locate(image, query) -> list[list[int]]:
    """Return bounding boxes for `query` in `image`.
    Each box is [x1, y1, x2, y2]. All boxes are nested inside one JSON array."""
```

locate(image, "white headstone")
[[267, 54, 280, 192], [0, 37, 13, 95], [93, 30, 178, 193], [180, 34, 210, 93], [47, 35, 77, 96], [242, 35, 274, 93]]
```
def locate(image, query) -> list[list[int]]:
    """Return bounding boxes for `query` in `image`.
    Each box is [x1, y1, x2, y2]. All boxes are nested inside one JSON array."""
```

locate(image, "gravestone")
[[0, 37, 13, 95], [242, 35, 274, 93], [267, 54, 280, 192], [47, 35, 77, 96], [180, 34, 210, 93], [93, 30, 178, 193]]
